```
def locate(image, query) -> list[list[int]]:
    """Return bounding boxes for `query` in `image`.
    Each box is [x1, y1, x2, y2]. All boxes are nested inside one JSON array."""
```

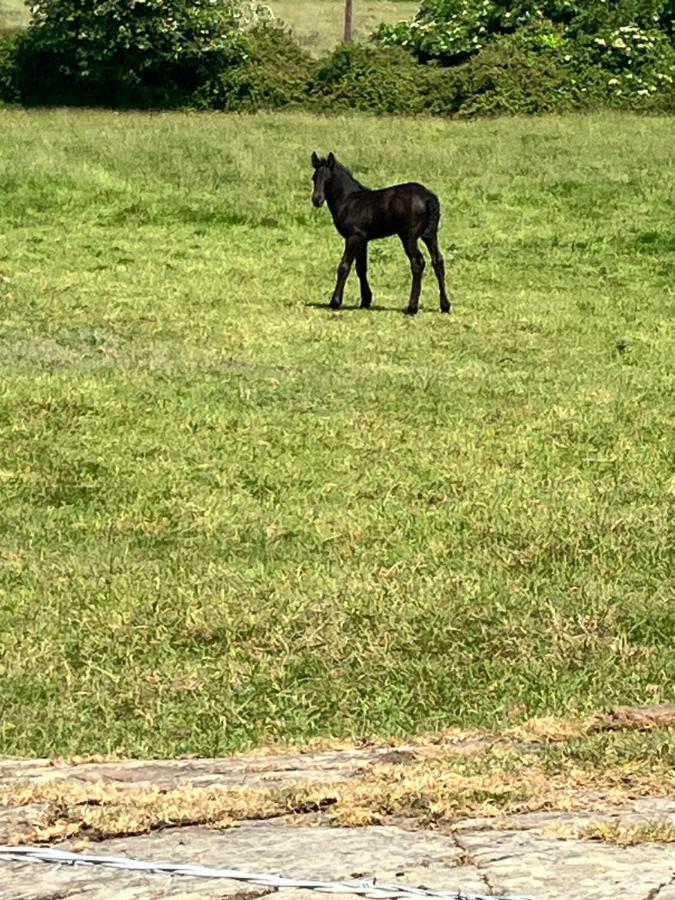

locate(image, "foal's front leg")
[[330, 236, 362, 310]]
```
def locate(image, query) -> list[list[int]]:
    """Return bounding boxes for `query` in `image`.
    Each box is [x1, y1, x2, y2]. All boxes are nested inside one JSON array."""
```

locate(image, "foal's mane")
[[332, 158, 367, 191]]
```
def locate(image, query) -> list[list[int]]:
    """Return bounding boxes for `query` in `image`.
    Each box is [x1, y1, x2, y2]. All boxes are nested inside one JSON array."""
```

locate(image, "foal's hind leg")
[[422, 234, 451, 313], [401, 235, 425, 316], [356, 245, 372, 309]]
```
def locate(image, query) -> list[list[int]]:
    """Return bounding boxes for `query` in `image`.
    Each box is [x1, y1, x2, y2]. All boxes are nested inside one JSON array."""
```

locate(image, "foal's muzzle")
[[312, 193, 325, 208]]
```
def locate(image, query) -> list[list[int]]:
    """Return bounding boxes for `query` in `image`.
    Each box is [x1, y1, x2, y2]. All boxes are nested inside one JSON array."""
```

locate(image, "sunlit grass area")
[[0, 109, 673, 758], [269, 0, 417, 55], [0, 0, 28, 30]]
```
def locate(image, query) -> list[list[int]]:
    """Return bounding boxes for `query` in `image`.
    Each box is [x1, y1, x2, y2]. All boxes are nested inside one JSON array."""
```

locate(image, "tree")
[[344, 0, 353, 42], [20, 0, 249, 104], [376, 0, 674, 65]]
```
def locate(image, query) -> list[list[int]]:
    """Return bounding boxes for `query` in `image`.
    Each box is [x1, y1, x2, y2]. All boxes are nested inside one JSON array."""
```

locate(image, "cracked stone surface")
[[1, 817, 673, 900], [0, 747, 407, 791], [653, 886, 675, 900], [0, 748, 673, 900]]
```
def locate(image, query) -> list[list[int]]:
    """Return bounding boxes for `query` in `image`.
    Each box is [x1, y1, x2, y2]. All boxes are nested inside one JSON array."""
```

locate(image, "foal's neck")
[[327, 163, 366, 218]]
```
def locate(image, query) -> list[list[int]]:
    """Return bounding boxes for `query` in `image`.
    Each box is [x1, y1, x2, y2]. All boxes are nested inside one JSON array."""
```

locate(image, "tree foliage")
[[377, 0, 675, 66], [17, 0, 273, 104]]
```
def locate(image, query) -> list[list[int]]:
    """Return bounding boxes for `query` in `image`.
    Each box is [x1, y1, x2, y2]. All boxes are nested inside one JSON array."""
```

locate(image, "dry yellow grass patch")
[[3, 728, 674, 846], [549, 820, 675, 846], [0, 781, 333, 845], [266, 705, 675, 754], [325, 747, 675, 827], [504, 716, 596, 743]]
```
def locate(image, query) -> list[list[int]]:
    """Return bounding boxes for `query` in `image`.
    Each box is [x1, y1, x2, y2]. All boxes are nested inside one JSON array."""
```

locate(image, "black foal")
[[311, 151, 451, 315]]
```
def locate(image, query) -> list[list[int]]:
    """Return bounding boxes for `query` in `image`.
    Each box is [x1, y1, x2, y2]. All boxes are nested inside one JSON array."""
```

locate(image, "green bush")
[[377, 0, 674, 66], [569, 0, 675, 39], [420, 33, 582, 116], [376, 0, 675, 115], [2, 0, 673, 116], [15, 0, 257, 106], [419, 35, 674, 117], [377, 0, 577, 66], [199, 24, 313, 110], [578, 23, 675, 110], [306, 44, 430, 114], [0, 32, 20, 104]]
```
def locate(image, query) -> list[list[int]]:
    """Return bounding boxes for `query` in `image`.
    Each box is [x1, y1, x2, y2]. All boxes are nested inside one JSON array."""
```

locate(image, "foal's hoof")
[[440, 304, 451, 314], [360, 299, 372, 309], [404, 306, 418, 316], [328, 299, 342, 310]]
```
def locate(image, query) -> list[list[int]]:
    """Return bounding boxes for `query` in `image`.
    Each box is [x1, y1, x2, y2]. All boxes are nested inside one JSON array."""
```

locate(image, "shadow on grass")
[[306, 301, 414, 314]]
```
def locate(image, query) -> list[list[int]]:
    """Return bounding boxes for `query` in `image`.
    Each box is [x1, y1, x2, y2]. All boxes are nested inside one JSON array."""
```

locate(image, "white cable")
[[0, 845, 533, 900]]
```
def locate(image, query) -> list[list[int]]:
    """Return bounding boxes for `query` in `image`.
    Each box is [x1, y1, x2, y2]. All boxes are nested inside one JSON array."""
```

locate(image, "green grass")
[[269, 0, 417, 55], [0, 109, 673, 758]]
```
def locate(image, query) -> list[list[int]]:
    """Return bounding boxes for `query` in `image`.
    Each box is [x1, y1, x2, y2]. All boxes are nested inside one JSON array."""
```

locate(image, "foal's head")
[[311, 151, 335, 207]]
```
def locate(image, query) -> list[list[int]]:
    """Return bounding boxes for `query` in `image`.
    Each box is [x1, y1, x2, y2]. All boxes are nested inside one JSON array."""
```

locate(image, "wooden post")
[[343, 0, 353, 43]]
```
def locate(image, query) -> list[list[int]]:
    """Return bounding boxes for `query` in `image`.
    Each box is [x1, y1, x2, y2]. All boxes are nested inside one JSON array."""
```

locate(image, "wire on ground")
[[0, 845, 533, 900]]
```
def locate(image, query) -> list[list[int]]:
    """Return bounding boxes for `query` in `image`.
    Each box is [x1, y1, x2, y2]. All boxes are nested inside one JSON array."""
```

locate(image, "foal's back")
[[344, 182, 435, 240]]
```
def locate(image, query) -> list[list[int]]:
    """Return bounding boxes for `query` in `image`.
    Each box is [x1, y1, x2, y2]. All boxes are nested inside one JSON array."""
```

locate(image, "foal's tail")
[[422, 191, 441, 242]]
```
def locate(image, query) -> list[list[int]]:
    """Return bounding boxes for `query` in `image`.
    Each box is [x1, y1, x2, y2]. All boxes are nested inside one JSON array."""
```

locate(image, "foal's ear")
[[311, 151, 320, 169], [326, 152, 335, 169]]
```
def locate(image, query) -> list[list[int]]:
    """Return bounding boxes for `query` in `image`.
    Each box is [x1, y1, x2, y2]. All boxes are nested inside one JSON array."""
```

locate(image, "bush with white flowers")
[[377, 0, 673, 65], [376, 0, 674, 110]]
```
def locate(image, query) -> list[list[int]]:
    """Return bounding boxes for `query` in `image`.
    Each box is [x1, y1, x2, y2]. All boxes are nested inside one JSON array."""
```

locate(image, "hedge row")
[[0, 2, 673, 116]]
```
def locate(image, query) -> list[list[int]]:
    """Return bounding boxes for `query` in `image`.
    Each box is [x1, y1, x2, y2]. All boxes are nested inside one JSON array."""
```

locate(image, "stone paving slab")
[[0, 738, 673, 900], [0, 747, 413, 791], [458, 828, 674, 899], [1, 818, 673, 900]]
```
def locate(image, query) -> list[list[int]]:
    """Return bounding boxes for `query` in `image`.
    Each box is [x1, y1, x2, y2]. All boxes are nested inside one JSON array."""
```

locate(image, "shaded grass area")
[[269, 0, 417, 55], [0, 109, 673, 758]]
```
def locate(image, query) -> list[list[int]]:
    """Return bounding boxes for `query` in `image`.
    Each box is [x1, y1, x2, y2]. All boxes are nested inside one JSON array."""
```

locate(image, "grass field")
[[269, 0, 417, 55], [0, 0, 28, 30], [0, 109, 673, 759]]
